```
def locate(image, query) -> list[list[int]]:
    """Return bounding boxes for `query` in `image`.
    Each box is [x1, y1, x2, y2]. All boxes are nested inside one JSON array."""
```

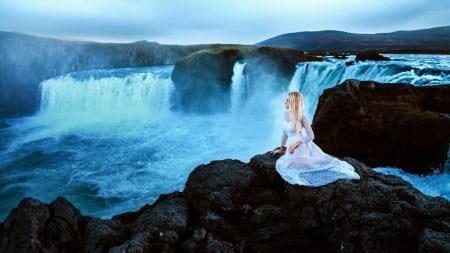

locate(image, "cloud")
[[0, 0, 448, 44]]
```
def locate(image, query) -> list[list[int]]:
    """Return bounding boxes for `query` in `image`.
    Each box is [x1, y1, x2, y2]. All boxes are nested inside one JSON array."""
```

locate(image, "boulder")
[[312, 80, 450, 174]]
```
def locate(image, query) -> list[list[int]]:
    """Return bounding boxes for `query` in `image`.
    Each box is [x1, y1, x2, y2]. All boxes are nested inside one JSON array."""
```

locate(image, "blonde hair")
[[287, 91, 304, 136]]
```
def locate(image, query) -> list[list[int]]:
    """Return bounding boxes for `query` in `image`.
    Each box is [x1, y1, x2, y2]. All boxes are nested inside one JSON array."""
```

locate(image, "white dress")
[[275, 111, 360, 186]]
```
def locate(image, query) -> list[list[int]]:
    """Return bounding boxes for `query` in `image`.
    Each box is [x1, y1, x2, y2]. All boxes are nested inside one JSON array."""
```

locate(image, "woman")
[[272, 91, 360, 186]]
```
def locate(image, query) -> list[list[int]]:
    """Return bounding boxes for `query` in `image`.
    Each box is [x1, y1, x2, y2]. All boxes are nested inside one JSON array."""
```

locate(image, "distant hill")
[[256, 26, 450, 53]]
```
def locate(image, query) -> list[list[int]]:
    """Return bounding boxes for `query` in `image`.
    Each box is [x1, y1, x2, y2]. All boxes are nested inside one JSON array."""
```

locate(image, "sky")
[[0, 0, 449, 45]]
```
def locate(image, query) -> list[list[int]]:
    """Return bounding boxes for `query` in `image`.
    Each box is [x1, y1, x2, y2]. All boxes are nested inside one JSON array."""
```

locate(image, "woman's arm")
[[300, 115, 315, 144], [288, 115, 315, 154], [273, 131, 287, 154], [279, 131, 287, 152]]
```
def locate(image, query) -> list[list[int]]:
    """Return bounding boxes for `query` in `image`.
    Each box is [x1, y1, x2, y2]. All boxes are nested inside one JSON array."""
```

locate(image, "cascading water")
[[39, 67, 173, 122], [230, 62, 248, 114], [289, 54, 450, 118], [1, 54, 449, 221]]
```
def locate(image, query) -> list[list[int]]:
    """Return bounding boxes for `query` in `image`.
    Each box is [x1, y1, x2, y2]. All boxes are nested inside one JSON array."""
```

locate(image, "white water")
[[1, 55, 449, 221], [290, 54, 450, 117]]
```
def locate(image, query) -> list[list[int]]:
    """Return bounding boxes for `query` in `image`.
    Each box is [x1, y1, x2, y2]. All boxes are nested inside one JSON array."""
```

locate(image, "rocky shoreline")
[[1, 152, 449, 252]]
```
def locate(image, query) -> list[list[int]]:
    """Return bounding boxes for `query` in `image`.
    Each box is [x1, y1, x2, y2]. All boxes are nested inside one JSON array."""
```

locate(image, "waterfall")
[[289, 55, 450, 118], [288, 62, 346, 119], [230, 62, 248, 113], [39, 66, 174, 122]]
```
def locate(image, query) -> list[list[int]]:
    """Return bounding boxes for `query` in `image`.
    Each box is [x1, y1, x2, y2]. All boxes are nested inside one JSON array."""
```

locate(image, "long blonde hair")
[[287, 91, 304, 136]]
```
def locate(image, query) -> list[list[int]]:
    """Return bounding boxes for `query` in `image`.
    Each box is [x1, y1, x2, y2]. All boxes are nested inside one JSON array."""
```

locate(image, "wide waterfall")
[[39, 67, 174, 123], [0, 54, 449, 221]]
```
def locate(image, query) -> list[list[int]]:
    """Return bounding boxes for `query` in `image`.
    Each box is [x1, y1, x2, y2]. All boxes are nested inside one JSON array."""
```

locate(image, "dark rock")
[[85, 218, 126, 253], [1, 153, 449, 252], [0, 198, 51, 253], [109, 192, 188, 252], [183, 152, 450, 252], [355, 50, 391, 61], [418, 228, 450, 252], [312, 80, 450, 174], [171, 47, 244, 113], [192, 227, 207, 242], [0, 197, 87, 253]]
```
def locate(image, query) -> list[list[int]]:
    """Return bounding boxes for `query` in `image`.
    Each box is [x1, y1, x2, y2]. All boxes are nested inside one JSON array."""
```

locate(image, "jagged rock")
[[1, 153, 449, 252], [109, 192, 189, 253], [0, 197, 87, 253], [312, 80, 450, 174], [85, 218, 126, 253]]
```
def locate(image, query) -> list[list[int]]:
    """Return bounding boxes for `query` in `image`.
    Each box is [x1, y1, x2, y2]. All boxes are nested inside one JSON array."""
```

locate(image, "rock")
[[0, 197, 87, 253], [355, 50, 391, 61], [110, 192, 189, 252], [184, 152, 450, 252], [418, 228, 450, 252], [1, 153, 449, 252], [85, 218, 126, 253], [171, 47, 244, 113], [0, 198, 50, 253], [312, 80, 450, 174], [170, 45, 310, 113]]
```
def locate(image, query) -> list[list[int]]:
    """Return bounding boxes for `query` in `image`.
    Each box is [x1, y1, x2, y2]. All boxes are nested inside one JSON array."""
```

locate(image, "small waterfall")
[[289, 62, 346, 119], [39, 67, 174, 121], [230, 62, 248, 113]]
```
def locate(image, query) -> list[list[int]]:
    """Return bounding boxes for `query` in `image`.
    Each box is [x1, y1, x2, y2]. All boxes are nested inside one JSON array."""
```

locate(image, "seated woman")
[[272, 91, 360, 186]]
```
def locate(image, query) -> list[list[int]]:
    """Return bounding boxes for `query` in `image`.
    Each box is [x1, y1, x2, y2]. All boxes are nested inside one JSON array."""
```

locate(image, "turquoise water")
[[1, 56, 449, 221]]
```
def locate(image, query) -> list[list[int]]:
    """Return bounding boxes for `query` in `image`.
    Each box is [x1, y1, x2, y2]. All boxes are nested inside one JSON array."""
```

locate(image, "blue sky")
[[0, 0, 449, 44]]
